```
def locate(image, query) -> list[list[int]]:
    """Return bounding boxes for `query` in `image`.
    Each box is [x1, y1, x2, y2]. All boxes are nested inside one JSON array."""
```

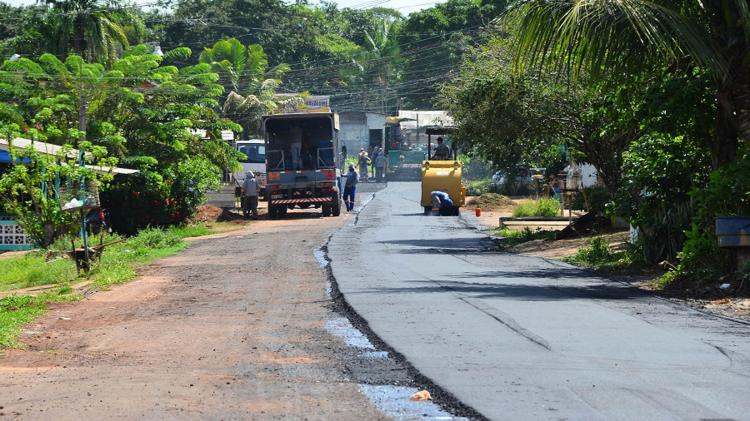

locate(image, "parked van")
[[234, 139, 267, 199]]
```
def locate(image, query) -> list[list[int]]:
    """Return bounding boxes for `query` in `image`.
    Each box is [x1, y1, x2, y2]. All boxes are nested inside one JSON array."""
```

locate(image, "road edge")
[[324, 191, 489, 421], [458, 210, 750, 327]]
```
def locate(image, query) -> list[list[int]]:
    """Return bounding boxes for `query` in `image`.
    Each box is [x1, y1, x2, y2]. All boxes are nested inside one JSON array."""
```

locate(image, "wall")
[[338, 112, 385, 153]]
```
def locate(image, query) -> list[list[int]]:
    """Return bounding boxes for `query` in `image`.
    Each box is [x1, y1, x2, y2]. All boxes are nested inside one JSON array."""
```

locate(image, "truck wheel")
[[423, 206, 432, 215], [331, 193, 341, 216], [322, 205, 332, 217], [268, 205, 279, 219]]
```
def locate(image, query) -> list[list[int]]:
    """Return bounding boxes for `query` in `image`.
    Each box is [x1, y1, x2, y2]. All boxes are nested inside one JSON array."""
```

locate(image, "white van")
[[234, 139, 267, 199]]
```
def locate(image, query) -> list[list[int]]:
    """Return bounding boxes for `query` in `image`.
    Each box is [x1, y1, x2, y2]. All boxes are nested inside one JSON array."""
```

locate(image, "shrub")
[[466, 178, 492, 196], [512, 198, 560, 217], [657, 154, 750, 287], [570, 186, 611, 214], [617, 133, 710, 263], [569, 237, 613, 266]]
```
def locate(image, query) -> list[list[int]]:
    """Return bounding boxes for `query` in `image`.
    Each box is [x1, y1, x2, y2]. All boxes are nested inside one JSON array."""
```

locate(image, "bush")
[[564, 237, 643, 271], [466, 178, 492, 196], [569, 237, 613, 266], [658, 153, 750, 287], [512, 198, 560, 217], [102, 157, 221, 235], [617, 133, 710, 263], [570, 186, 610, 214]]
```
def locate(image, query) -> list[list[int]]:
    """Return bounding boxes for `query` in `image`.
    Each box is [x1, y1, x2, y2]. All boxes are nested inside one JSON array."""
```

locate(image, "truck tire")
[[268, 204, 280, 219], [322, 205, 332, 217], [424, 206, 432, 215], [331, 193, 341, 216]]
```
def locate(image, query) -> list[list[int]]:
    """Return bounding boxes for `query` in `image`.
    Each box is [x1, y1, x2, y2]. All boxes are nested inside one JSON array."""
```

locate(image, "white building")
[[338, 112, 386, 153]]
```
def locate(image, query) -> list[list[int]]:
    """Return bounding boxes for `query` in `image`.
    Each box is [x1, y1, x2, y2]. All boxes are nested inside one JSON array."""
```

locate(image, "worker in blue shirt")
[[430, 191, 454, 215]]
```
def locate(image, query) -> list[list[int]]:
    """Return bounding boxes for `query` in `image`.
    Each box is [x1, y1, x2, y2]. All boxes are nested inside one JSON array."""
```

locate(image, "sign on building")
[[305, 95, 330, 111]]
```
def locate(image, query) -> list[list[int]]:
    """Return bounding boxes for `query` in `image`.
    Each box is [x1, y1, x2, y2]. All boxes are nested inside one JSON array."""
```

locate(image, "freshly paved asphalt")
[[329, 182, 750, 420]]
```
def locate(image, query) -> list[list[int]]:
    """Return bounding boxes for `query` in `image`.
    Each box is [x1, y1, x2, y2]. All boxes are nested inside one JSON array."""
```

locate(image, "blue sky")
[[2, 0, 444, 15]]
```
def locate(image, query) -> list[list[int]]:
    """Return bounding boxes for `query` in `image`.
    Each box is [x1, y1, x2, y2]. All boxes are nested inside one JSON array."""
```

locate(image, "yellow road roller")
[[420, 126, 465, 215]]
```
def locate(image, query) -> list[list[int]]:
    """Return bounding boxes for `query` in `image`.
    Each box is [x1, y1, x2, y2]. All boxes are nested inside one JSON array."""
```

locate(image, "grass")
[[0, 290, 80, 347], [495, 227, 558, 247], [0, 254, 77, 291], [466, 178, 492, 196], [0, 223, 224, 348], [563, 236, 641, 272], [169, 224, 214, 239], [512, 198, 561, 217]]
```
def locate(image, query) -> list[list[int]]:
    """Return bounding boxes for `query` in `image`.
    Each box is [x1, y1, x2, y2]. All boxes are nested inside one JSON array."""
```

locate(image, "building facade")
[[338, 112, 386, 153]]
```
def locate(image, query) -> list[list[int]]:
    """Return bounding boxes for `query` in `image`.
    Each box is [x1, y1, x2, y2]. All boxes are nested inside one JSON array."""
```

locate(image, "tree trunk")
[[73, 16, 85, 57], [705, 2, 746, 169], [713, 86, 738, 169]]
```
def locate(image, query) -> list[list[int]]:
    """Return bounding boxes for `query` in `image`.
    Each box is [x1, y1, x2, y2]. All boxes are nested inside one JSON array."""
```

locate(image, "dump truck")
[[263, 112, 342, 219]]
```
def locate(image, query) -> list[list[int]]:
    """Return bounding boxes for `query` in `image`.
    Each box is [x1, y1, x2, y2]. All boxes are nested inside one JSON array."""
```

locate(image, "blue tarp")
[[0, 149, 32, 164]]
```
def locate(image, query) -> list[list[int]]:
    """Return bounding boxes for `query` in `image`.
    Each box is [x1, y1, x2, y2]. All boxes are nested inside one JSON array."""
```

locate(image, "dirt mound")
[[192, 205, 244, 223], [192, 205, 223, 222], [466, 193, 515, 210]]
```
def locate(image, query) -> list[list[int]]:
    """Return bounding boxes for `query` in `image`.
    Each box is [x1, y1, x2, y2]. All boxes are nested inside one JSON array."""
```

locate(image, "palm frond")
[[507, 0, 723, 78]]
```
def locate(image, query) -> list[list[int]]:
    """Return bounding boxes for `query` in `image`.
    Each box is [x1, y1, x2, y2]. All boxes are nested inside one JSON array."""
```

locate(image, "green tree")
[[398, 0, 508, 108], [1, 46, 241, 234], [509, 0, 749, 169], [199, 38, 297, 135], [46, 0, 142, 64], [339, 17, 403, 112]]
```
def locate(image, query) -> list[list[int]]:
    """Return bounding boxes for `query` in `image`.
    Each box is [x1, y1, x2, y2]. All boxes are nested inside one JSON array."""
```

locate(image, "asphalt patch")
[[318, 239, 489, 421]]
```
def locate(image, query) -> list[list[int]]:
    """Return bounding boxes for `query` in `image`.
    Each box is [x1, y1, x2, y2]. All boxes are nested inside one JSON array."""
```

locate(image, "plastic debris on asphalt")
[[410, 390, 432, 401]]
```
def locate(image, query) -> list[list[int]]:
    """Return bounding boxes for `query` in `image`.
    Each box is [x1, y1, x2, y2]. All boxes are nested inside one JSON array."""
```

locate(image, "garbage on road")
[[410, 390, 432, 401]]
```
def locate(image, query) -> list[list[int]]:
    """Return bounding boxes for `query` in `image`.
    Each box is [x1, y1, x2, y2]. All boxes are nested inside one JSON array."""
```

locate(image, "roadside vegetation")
[[439, 2, 750, 294], [511, 198, 560, 218], [563, 237, 644, 273], [495, 227, 557, 248], [0, 223, 227, 348]]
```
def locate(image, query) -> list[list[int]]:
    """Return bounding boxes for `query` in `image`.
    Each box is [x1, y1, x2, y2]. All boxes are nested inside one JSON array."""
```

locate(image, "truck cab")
[[262, 112, 342, 219], [234, 139, 267, 199]]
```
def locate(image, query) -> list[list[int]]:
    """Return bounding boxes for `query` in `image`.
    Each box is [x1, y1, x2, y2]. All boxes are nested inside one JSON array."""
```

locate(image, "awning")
[[385, 116, 416, 125], [424, 125, 457, 135], [0, 138, 138, 175]]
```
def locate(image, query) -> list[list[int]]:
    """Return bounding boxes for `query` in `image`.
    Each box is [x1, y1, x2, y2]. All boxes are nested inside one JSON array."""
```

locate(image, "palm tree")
[[45, 0, 138, 64], [508, 0, 750, 169], [200, 38, 296, 135], [341, 18, 402, 112]]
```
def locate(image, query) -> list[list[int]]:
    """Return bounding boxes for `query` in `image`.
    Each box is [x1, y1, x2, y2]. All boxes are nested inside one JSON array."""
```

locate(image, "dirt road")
[[0, 211, 387, 420]]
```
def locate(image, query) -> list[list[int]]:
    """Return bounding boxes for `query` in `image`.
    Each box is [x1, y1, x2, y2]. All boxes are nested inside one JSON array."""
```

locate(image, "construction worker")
[[431, 137, 451, 160], [430, 190, 454, 216], [242, 171, 259, 219]]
